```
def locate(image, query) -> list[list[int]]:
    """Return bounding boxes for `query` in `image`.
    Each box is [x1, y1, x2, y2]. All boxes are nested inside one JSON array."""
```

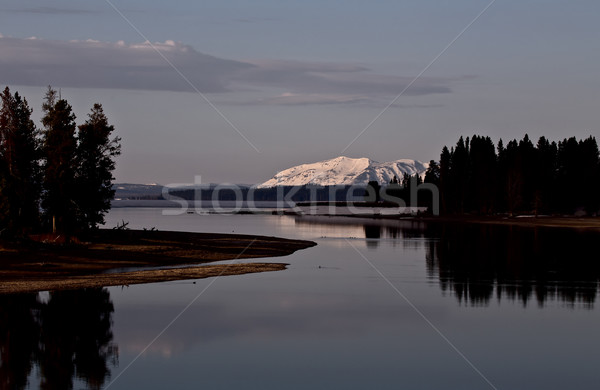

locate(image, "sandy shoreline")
[[0, 229, 316, 294], [0, 263, 288, 294]]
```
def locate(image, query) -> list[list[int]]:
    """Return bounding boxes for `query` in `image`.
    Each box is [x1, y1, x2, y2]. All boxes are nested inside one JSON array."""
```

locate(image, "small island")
[[0, 229, 316, 294]]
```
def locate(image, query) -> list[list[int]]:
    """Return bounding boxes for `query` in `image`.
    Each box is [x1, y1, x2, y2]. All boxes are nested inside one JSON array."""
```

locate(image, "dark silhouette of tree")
[[467, 135, 497, 213], [423, 160, 440, 186], [364, 180, 381, 202], [419, 160, 440, 212], [439, 146, 451, 214], [556, 137, 581, 213], [503, 139, 523, 214], [533, 136, 558, 214], [495, 139, 507, 212], [0, 87, 42, 235], [41, 87, 78, 234], [576, 136, 600, 214], [397, 173, 422, 206], [76, 104, 121, 230], [448, 136, 469, 213], [518, 134, 536, 212], [0, 171, 8, 231]]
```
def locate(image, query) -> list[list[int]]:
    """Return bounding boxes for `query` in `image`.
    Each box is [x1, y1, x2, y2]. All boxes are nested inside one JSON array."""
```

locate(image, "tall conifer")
[[75, 104, 121, 230], [41, 87, 78, 234]]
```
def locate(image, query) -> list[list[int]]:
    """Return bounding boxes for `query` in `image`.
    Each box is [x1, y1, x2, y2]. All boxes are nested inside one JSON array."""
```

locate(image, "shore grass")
[[0, 229, 316, 294]]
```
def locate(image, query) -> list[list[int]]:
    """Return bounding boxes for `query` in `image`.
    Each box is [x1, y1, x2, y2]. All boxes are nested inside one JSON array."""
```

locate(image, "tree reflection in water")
[[298, 216, 599, 307], [425, 224, 600, 308], [0, 288, 118, 390]]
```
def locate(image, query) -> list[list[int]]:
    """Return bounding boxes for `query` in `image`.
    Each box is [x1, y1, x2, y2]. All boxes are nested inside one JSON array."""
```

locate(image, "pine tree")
[[504, 139, 522, 215], [534, 136, 558, 214], [439, 146, 452, 214], [41, 87, 78, 234], [577, 136, 600, 214], [518, 134, 536, 212], [0, 148, 8, 232], [365, 180, 381, 202], [468, 135, 497, 213], [557, 137, 581, 213], [450, 136, 469, 213], [496, 139, 507, 212], [0, 87, 42, 235], [424, 160, 440, 186], [75, 104, 121, 230]]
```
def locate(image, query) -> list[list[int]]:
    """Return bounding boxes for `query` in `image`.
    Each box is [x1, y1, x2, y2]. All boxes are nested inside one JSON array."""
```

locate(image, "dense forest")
[[420, 134, 600, 215], [0, 86, 121, 238]]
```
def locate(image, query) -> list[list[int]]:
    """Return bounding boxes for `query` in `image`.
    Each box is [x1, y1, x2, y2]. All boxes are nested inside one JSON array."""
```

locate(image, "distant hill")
[[113, 183, 164, 200], [257, 156, 428, 188]]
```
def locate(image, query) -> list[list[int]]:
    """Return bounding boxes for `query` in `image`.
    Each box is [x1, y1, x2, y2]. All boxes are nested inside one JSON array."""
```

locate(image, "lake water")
[[4, 209, 600, 389]]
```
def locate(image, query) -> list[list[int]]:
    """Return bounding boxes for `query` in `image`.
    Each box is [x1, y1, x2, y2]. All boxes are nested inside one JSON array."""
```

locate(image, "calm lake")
[[4, 208, 600, 389]]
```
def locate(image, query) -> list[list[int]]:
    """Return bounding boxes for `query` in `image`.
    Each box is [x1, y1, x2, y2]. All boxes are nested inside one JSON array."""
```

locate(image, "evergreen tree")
[[450, 136, 469, 213], [0, 153, 8, 232], [577, 136, 600, 214], [534, 137, 558, 214], [439, 146, 452, 214], [424, 160, 440, 186], [518, 134, 536, 212], [75, 104, 121, 230], [364, 180, 381, 202], [468, 135, 497, 213], [41, 87, 78, 234], [496, 139, 508, 212], [0, 87, 42, 235], [557, 137, 581, 213], [504, 139, 522, 215], [421, 160, 440, 212]]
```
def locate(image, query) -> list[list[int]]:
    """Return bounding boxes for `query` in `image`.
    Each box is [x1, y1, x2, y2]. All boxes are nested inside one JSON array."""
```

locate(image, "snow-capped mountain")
[[257, 156, 428, 188]]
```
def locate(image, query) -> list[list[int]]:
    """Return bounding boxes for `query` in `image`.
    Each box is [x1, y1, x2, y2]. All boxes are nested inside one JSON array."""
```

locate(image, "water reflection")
[[425, 224, 600, 308], [294, 216, 428, 250], [0, 288, 118, 390], [295, 216, 600, 307]]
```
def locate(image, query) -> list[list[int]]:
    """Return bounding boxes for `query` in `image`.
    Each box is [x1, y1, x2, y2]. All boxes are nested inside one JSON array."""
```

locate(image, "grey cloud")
[[262, 93, 370, 106], [0, 36, 455, 104], [235, 59, 452, 99], [0, 37, 253, 93]]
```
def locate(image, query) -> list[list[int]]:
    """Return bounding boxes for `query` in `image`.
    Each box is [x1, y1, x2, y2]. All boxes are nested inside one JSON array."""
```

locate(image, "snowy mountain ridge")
[[257, 156, 428, 188]]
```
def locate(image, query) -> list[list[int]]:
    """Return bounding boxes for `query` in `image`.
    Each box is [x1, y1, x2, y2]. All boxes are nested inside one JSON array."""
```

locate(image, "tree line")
[[0, 86, 121, 238], [422, 134, 600, 215]]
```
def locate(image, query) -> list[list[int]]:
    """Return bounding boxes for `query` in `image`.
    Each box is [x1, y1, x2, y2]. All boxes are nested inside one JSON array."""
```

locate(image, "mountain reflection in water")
[[0, 288, 118, 390]]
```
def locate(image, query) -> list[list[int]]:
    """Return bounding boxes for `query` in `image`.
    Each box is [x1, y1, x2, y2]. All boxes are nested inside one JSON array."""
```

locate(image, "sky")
[[1, 0, 599, 185]]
